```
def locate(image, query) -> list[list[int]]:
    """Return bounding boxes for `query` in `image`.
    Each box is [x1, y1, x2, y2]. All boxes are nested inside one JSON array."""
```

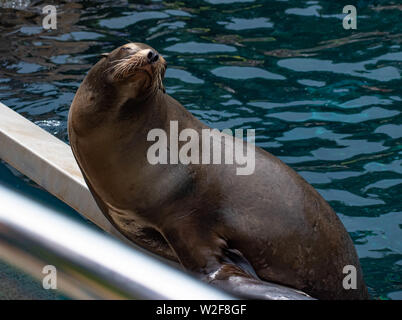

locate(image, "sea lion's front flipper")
[[163, 226, 314, 300]]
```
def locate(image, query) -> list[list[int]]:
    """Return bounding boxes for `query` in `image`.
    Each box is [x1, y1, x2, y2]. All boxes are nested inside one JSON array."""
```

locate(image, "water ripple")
[[0, 0, 401, 299]]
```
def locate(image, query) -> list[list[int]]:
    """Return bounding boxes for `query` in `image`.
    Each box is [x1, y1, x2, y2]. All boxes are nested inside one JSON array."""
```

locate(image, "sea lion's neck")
[[112, 90, 206, 149], [115, 88, 163, 122]]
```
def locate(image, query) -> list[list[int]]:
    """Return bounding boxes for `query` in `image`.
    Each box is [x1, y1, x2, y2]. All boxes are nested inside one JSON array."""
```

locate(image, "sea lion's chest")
[[73, 124, 191, 219]]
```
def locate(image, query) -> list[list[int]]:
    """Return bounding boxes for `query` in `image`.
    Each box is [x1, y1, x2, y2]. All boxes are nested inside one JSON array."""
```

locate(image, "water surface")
[[0, 0, 401, 299]]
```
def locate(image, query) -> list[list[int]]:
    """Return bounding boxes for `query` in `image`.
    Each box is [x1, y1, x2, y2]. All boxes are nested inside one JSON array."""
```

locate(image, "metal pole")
[[0, 183, 234, 300]]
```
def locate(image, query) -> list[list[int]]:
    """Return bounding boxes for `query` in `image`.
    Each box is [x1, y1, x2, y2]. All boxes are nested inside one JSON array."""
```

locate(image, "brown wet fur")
[[68, 43, 369, 300]]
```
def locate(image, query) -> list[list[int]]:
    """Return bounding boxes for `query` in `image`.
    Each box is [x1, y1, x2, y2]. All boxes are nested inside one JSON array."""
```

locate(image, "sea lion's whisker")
[[107, 53, 149, 80]]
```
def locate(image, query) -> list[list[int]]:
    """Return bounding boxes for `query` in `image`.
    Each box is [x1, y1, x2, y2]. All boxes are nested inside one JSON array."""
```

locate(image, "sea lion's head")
[[95, 42, 167, 101]]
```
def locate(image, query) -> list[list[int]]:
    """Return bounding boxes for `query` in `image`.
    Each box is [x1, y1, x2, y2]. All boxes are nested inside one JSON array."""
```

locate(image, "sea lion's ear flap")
[[160, 75, 166, 94], [161, 63, 167, 93], [99, 53, 109, 59], [159, 77, 166, 94]]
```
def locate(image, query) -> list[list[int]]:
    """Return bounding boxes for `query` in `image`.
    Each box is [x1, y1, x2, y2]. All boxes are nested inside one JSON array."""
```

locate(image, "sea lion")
[[68, 42, 369, 300]]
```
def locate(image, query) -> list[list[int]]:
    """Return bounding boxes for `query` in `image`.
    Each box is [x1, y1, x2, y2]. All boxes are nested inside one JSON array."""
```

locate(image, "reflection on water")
[[0, 0, 401, 299]]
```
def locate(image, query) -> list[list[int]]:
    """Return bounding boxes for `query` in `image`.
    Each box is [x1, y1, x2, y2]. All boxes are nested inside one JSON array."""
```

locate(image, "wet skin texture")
[[68, 43, 368, 300]]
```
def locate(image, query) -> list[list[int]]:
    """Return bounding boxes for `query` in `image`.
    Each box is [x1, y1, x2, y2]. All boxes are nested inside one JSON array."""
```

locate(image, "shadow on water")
[[0, 0, 401, 299]]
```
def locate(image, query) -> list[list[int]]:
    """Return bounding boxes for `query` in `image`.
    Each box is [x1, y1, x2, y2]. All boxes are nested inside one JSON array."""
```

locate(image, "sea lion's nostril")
[[152, 54, 159, 63], [147, 50, 154, 61]]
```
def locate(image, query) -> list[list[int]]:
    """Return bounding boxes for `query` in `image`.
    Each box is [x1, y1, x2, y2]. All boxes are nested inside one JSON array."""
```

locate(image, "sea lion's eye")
[[120, 46, 137, 56], [121, 46, 135, 53]]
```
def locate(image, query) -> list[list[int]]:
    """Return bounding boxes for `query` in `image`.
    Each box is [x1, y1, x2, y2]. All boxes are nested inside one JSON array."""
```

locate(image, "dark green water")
[[0, 0, 401, 299]]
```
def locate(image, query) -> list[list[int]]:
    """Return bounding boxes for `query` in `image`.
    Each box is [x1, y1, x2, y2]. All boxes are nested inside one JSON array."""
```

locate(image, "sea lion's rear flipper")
[[204, 265, 314, 300], [163, 226, 314, 300]]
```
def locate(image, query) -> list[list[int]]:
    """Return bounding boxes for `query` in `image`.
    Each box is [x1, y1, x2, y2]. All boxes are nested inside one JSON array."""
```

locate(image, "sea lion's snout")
[[108, 43, 165, 81]]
